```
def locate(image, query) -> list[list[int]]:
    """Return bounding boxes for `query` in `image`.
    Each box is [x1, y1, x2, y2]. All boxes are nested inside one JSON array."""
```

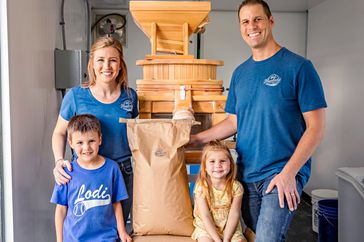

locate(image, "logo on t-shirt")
[[264, 74, 281, 87], [121, 100, 133, 112], [73, 184, 111, 216]]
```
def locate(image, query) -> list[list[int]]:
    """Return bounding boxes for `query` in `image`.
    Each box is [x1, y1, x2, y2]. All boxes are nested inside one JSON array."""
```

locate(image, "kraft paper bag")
[[126, 119, 196, 236], [133, 235, 196, 242]]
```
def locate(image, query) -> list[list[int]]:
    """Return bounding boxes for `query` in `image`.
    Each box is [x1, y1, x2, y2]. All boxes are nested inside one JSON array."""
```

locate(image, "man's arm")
[[55, 205, 67, 242], [189, 114, 237, 146], [266, 108, 326, 210]]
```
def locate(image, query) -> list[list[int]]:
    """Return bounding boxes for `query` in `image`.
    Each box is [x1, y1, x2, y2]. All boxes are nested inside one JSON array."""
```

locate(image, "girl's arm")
[[223, 194, 243, 242], [195, 196, 222, 242], [55, 205, 67, 242], [113, 202, 132, 242]]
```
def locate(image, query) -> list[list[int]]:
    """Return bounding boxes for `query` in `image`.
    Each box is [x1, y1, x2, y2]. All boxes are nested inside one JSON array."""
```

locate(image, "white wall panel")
[[201, 11, 307, 91], [7, 0, 60, 241], [305, 0, 364, 193]]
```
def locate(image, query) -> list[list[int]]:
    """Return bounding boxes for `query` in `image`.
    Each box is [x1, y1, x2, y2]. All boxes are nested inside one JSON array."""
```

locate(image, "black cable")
[[85, 0, 91, 55], [60, 89, 66, 98], [60, 0, 66, 50]]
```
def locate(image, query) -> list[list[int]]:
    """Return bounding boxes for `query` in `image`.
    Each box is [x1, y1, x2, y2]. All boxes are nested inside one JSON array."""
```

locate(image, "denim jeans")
[[118, 159, 133, 225], [241, 174, 303, 242]]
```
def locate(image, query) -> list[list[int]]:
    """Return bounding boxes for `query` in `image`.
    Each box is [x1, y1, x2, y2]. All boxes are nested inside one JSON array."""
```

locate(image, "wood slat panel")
[[212, 113, 227, 125], [152, 102, 174, 113], [136, 59, 223, 65], [192, 101, 225, 113], [137, 79, 223, 85]]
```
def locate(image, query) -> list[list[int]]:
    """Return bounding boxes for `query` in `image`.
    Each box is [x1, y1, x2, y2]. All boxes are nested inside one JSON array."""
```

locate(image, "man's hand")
[[265, 172, 300, 211]]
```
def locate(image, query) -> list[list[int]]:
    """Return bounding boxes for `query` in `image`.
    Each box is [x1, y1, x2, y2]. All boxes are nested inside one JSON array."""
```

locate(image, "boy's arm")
[[195, 197, 222, 242], [55, 204, 67, 242], [113, 202, 132, 242], [223, 194, 243, 242]]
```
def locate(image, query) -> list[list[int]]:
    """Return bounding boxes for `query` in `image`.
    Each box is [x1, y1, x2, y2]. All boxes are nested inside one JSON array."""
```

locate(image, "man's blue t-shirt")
[[60, 87, 138, 163], [225, 47, 327, 186], [51, 158, 128, 242]]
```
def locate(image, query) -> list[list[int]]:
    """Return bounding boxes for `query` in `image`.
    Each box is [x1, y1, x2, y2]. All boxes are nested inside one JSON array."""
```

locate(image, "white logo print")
[[73, 184, 111, 216], [121, 100, 133, 112], [264, 74, 281, 87]]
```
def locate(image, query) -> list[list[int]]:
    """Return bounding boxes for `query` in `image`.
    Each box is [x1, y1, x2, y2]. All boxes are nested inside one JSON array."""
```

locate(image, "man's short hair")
[[67, 114, 101, 140], [238, 0, 272, 21]]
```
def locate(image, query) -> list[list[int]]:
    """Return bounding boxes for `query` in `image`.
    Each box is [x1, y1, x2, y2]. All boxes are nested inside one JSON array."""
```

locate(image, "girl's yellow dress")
[[192, 180, 247, 242]]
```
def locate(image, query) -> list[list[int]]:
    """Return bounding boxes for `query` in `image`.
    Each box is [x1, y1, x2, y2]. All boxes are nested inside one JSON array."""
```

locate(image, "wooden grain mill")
[[130, 1, 228, 161]]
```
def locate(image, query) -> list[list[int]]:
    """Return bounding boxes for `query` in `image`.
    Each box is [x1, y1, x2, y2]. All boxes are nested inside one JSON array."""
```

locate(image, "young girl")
[[192, 140, 246, 242]]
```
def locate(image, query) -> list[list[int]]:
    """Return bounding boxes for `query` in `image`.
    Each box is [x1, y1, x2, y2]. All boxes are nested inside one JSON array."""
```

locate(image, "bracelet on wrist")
[[55, 158, 64, 164]]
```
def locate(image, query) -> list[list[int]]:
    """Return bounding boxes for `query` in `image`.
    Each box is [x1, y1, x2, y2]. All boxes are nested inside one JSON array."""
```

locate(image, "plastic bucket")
[[318, 199, 338, 242], [311, 189, 338, 233]]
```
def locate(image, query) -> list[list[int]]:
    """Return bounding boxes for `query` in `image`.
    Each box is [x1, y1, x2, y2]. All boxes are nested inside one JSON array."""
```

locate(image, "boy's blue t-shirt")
[[60, 86, 138, 163], [50, 158, 128, 242], [225, 47, 327, 185]]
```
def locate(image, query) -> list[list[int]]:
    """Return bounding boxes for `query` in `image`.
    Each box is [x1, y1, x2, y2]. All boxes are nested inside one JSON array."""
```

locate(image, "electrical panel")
[[54, 49, 88, 89]]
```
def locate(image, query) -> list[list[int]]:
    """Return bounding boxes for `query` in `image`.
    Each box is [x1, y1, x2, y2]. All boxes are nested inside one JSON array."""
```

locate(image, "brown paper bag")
[[126, 119, 196, 236], [133, 235, 196, 242]]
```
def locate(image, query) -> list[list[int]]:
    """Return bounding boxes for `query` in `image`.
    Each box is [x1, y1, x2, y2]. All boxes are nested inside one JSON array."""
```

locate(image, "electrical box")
[[54, 49, 88, 89]]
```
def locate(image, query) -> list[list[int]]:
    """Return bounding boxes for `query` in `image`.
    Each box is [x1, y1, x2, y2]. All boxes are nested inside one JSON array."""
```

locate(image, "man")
[[190, 0, 326, 241]]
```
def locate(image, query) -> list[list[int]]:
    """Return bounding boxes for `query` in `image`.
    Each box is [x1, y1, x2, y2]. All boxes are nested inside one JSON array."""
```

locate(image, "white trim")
[[1, 0, 14, 241]]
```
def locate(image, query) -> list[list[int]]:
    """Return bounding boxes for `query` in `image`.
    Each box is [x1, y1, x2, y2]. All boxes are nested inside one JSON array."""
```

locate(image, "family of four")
[[50, 1, 326, 241]]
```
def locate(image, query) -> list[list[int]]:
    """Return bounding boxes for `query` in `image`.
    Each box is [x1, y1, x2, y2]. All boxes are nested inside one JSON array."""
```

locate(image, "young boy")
[[50, 114, 132, 242]]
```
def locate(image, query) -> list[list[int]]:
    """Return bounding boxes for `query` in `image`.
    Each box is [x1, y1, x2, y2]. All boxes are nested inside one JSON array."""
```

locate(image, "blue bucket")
[[318, 199, 338, 242]]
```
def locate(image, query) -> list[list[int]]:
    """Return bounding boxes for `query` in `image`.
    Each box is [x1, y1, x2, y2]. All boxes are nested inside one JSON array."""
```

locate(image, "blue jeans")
[[118, 159, 133, 225], [241, 174, 303, 242]]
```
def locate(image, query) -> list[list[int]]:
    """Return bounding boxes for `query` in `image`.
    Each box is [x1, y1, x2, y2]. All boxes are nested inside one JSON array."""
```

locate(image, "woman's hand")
[[53, 159, 72, 185]]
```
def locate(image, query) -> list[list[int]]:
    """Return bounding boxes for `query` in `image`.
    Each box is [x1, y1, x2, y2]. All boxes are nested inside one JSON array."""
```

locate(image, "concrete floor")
[[287, 198, 318, 242]]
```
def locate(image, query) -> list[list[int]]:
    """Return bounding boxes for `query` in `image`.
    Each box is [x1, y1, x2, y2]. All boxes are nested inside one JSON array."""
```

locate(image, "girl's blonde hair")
[[87, 36, 128, 89], [196, 140, 237, 206]]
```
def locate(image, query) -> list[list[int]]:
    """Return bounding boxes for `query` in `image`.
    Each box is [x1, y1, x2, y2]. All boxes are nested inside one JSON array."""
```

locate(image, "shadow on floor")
[[287, 199, 318, 242]]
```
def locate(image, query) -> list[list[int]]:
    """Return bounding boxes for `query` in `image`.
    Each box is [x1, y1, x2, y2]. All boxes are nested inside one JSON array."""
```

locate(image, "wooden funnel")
[[129, 1, 210, 58]]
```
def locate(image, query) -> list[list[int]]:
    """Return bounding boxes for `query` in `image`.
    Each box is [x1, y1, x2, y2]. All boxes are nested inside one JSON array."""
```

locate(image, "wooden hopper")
[[129, 1, 210, 58], [130, 1, 230, 163]]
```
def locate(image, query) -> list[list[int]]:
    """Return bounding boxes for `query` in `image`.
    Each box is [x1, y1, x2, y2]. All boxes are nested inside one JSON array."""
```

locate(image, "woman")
[[52, 36, 138, 224]]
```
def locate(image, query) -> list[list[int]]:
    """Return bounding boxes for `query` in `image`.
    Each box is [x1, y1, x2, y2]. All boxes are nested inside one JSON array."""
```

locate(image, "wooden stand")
[[130, 1, 229, 164], [130, 1, 210, 58], [136, 58, 226, 124]]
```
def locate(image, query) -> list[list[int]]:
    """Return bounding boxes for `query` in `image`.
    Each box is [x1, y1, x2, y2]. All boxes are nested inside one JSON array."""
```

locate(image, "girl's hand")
[[53, 159, 72, 185], [265, 172, 300, 211], [119, 232, 132, 242]]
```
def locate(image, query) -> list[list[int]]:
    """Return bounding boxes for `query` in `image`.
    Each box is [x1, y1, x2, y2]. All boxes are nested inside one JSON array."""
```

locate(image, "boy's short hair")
[[238, 0, 272, 21], [67, 114, 101, 140]]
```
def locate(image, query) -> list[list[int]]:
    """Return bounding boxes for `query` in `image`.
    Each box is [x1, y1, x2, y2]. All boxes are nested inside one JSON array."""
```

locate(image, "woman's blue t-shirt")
[[60, 86, 138, 163]]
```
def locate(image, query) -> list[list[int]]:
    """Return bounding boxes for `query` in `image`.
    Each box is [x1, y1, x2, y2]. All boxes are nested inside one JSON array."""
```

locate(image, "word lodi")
[[74, 184, 111, 205]]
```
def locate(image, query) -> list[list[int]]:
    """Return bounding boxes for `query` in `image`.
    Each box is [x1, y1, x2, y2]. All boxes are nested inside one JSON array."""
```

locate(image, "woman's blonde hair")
[[87, 36, 128, 89], [196, 140, 237, 206]]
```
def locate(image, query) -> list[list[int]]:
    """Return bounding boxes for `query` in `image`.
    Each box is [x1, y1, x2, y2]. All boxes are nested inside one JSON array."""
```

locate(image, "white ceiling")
[[89, 0, 328, 12]]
